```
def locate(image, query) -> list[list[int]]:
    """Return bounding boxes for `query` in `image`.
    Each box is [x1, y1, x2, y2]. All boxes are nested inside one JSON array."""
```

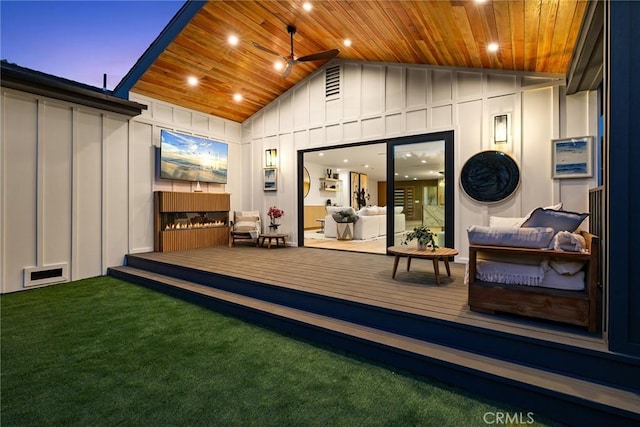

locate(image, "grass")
[[1, 276, 558, 426]]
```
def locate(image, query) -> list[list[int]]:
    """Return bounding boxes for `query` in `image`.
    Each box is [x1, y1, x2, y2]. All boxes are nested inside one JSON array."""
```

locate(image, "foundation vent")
[[325, 65, 341, 98], [24, 263, 68, 288]]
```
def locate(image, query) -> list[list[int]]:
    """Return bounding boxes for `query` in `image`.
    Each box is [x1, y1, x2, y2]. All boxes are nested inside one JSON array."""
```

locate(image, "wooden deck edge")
[[108, 266, 640, 425]]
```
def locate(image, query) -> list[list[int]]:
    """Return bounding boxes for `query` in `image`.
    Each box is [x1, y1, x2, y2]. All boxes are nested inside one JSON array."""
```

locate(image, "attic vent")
[[325, 65, 340, 98]]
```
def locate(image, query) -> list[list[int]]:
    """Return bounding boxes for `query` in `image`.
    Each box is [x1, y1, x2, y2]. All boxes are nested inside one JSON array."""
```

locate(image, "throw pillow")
[[520, 208, 588, 234], [467, 225, 556, 249]]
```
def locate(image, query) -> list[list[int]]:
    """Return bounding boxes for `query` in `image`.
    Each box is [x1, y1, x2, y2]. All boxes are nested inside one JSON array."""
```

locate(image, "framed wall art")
[[263, 167, 277, 191], [551, 136, 593, 179]]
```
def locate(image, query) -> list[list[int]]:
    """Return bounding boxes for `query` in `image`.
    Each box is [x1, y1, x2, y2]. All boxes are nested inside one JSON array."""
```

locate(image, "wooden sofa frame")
[[467, 231, 599, 332]]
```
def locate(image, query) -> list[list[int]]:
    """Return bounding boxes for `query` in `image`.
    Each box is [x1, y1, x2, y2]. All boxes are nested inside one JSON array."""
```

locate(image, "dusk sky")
[[1, 1, 186, 90]]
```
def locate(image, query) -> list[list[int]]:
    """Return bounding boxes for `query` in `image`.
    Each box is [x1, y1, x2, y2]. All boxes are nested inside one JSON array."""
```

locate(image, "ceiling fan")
[[252, 25, 339, 78]]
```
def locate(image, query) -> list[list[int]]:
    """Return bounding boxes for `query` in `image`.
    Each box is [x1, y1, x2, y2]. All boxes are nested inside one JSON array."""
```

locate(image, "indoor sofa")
[[324, 206, 405, 239]]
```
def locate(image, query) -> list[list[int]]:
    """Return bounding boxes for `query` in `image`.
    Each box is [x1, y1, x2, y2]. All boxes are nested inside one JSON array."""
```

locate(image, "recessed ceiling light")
[[274, 61, 284, 71], [318, 152, 324, 156], [394, 172, 399, 176], [488, 42, 499, 53], [233, 93, 243, 102], [187, 76, 198, 86], [364, 164, 369, 168], [303, 2, 312, 12], [343, 159, 348, 163], [421, 159, 427, 163], [344, 39, 352, 47], [404, 175, 409, 179], [413, 177, 418, 180], [228, 35, 239, 46]]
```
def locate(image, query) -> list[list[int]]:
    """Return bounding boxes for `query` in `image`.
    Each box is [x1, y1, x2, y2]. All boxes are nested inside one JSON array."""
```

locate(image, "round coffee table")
[[387, 245, 459, 286]]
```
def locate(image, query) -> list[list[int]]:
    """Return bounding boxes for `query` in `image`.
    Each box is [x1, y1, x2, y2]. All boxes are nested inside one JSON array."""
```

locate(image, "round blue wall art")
[[460, 151, 520, 203]]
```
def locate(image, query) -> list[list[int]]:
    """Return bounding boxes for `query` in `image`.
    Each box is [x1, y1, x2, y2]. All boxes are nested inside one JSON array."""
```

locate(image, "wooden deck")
[[109, 245, 640, 425], [125, 245, 604, 350]]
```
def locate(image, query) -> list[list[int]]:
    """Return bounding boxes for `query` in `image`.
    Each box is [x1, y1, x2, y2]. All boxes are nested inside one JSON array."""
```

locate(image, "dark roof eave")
[[113, 1, 206, 99], [1, 63, 147, 116]]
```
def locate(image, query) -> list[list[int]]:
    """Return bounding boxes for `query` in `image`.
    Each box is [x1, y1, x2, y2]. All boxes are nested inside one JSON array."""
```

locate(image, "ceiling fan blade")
[[252, 41, 287, 60], [296, 49, 340, 62]]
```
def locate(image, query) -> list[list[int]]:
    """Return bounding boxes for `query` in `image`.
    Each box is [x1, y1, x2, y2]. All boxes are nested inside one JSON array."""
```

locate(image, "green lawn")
[[1, 276, 558, 426]]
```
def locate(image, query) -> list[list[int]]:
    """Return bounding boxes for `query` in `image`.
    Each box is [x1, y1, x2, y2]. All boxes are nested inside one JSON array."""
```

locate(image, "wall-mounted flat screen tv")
[[159, 130, 228, 184]]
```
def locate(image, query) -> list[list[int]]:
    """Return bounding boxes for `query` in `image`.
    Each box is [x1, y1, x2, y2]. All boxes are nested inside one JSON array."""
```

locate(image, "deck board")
[[129, 246, 606, 351]]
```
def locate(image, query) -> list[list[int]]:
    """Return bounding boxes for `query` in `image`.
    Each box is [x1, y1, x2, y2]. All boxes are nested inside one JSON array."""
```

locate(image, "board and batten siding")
[[0, 87, 242, 294], [243, 61, 599, 259]]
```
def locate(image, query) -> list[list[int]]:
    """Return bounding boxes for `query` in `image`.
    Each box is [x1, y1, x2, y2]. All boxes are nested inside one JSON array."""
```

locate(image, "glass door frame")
[[385, 130, 455, 251]]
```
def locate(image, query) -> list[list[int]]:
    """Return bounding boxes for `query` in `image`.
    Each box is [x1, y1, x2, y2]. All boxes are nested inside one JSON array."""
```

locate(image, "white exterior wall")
[[0, 61, 597, 294], [244, 61, 599, 259], [127, 94, 243, 254], [0, 88, 241, 294], [1, 88, 132, 293]]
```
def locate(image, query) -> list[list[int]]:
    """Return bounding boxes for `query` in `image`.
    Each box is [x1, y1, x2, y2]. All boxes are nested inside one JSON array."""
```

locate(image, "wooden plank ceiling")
[[131, 0, 588, 123]]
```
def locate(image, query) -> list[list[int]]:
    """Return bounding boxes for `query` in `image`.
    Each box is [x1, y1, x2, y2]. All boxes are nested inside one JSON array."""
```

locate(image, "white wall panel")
[[174, 109, 191, 128], [193, 114, 209, 132], [326, 98, 341, 123], [457, 71, 483, 99], [104, 117, 130, 270], [406, 109, 427, 132], [521, 88, 555, 212], [343, 63, 361, 119], [42, 103, 72, 268], [75, 112, 103, 277], [326, 123, 342, 143], [279, 94, 293, 132], [385, 66, 404, 111], [309, 73, 326, 126], [406, 68, 427, 107], [361, 117, 384, 139], [309, 127, 325, 147], [487, 74, 517, 95], [155, 103, 173, 123], [129, 121, 154, 254], [431, 105, 453, 128], [2, 93, 38, 293], [264, 105, 279, 136], [431, 70, 452, 103], [361, 64, 383, 116], [293, 84, 309, 129], [385, 113, 403, 135], [457, 100, 484, 257], [343, 121, 360, 141], [252, 112, 265, 139]]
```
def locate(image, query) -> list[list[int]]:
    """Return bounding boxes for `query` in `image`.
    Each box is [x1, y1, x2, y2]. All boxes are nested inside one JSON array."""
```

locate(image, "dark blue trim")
[[608, 0, 640, 357], [113, 1, 206, 99]]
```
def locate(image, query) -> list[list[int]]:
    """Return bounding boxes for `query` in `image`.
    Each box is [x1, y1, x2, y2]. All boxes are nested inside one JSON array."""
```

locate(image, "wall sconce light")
[[265, 148, 278, 168], [493, 113, 510, 144]]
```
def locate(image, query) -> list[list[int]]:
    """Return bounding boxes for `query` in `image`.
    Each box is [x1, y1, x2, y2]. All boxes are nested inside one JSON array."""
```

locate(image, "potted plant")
[[331, 209, 359, 240], [402, 226, 438, 251], [267, 206, 284, 231], [331, 210, 359, 223]]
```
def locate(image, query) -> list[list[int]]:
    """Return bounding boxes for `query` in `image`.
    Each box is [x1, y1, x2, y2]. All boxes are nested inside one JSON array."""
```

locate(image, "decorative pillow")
[[358, 207, 378, 216], [394, 206, 403, 214], [520, 208, 588, 234], [489, 216, 525, 228], [521, 203, 562, 223], [467, 225, 555, 249]]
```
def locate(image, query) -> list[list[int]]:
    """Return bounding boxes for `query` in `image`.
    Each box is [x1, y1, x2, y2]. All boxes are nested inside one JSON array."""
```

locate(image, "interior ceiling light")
[[343, 159, 348, 163], [274, 61, 284, 71], [228, 35, 239, 46], [233, 93, 243, 102], [344, 39, 352, 47], [303, 2, 312, 12], [187, 76, 198, 86], [318, 152, 324, 156], [488, 43, 499, 53]]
